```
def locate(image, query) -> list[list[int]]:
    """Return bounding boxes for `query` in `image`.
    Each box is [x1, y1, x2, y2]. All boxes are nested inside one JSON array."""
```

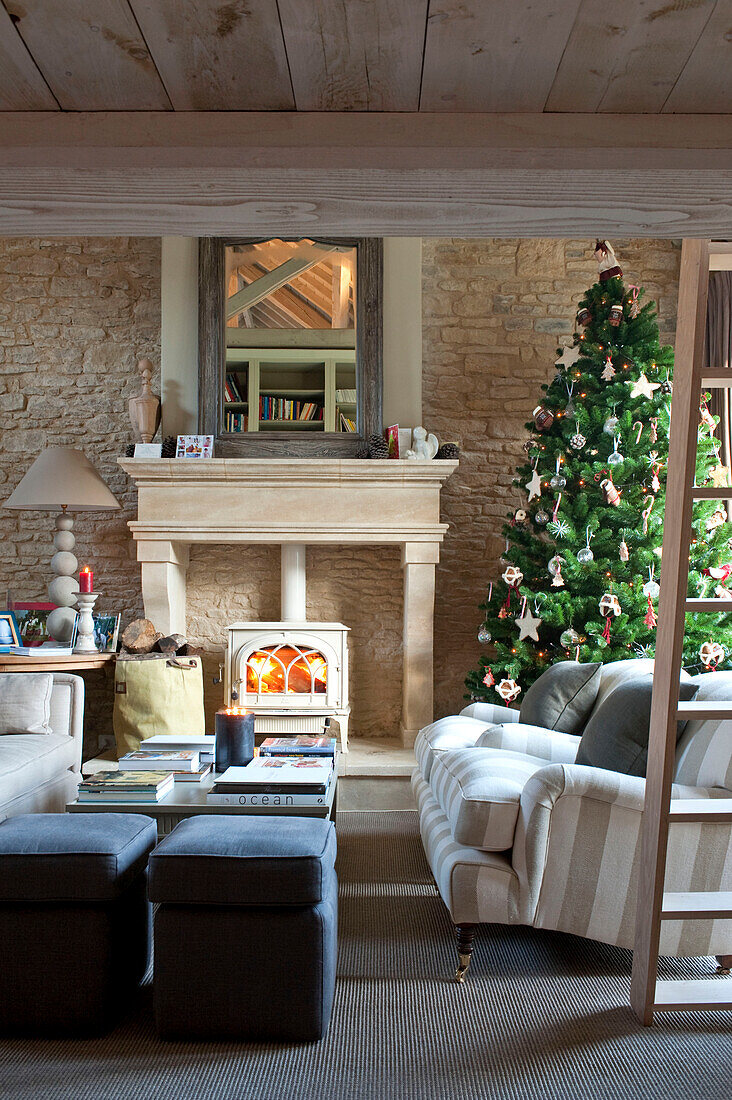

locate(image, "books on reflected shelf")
[[76, 770, 174, 803], [141, 734, 215, 766], [260, 736, 337, 758], [207, 756, 334, 807], [119, 749, 201, 772]]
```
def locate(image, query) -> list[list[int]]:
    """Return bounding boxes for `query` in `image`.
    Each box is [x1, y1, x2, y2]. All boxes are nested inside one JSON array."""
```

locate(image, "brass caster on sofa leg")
[[455, 953, 472, 983], [715, 954, 732, 975], [454, 923, 476, 984]]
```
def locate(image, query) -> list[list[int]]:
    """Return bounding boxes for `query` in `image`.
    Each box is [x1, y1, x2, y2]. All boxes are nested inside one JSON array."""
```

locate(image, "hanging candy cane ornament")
[[552, 492, 563, 522], [641, 496, 655, 534], [633, 421, 643, 445]]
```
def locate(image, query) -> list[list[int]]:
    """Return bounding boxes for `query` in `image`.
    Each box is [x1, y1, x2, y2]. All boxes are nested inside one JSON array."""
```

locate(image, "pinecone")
[[367, 433, 389, 459], [436, 443, 460, 460], [354, 442, 370, 459], [125, 443, 135, 457], [161, 436, 177, 458]]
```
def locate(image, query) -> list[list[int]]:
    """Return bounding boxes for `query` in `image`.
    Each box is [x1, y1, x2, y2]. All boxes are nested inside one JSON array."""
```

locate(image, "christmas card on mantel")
[[467, 240, 732, 708]]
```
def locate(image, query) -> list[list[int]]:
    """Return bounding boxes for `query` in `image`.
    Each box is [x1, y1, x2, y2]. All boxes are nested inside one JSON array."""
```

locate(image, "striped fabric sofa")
[[412, 659, 732, 981]]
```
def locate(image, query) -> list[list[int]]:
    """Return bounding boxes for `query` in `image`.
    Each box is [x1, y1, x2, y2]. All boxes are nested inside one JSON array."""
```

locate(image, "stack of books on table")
[[138, 734, 216, 779], [118, 749, 212, 783], [76, 770, 174, 803], [207, 756, 335, 808], [260, 736, 337, 758]]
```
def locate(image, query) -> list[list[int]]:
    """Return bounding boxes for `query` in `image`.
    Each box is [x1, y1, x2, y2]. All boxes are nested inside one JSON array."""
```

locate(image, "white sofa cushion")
[[0, 733, 77, 809], [431, 747, 548, 852], [414, 715, 492, 782], [0, 673, 53, 735], [476, 723, 581, 763]]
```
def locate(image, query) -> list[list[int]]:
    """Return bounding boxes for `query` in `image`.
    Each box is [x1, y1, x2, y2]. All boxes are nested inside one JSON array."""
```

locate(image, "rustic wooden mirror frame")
[[198, 237, 383, 456]]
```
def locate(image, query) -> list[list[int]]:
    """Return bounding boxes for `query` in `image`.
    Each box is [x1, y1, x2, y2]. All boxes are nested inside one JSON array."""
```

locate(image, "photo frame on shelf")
[[0, 612, 21, 651], [9, 602, 55, 647], [176, 435, 214, 459], [93, 612, 121, 653]]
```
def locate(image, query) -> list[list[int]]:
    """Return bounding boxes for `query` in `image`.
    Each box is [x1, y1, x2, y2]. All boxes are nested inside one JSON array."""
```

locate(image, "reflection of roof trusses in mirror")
[[226, 240, 356, 330]]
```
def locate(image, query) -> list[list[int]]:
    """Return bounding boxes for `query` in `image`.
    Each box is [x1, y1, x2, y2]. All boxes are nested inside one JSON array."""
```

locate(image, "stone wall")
[[0, 235, 680, 756], [0, 237, 160, 754], [422, 238, 681, 722]]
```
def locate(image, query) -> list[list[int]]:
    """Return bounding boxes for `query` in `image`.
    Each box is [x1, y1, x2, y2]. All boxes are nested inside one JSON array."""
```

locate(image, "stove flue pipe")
[[281, 543, 307, 621]]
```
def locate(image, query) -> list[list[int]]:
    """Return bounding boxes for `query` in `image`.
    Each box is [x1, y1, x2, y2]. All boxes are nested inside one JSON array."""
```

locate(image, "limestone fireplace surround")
[[118, 458, 457, 746]]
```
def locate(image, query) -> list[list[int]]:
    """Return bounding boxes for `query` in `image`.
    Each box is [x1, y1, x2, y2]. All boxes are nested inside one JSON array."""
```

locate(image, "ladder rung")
[[669, 798, 732, 823], [685, 598, 732, 612], [654, 978, 732, 1011], [702, 371, 732, 389], [677, 701, 732, 720], [690, 486, 731, 499], [661, 891, 732, 920]]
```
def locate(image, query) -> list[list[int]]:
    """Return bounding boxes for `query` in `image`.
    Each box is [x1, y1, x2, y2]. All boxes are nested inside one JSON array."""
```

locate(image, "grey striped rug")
[[0, 811, 729, 1100]]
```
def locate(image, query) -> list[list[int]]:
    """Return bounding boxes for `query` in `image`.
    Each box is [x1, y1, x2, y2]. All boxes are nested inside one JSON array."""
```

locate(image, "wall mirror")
[[199, 237, 383, 456]]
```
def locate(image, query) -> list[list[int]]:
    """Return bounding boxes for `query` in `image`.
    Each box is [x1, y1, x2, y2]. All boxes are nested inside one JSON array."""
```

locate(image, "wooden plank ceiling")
[[0, 0, 729, 113]]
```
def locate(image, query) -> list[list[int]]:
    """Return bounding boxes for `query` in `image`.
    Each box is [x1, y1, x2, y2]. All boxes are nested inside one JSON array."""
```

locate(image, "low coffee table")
[[66, 772, 337, 839]]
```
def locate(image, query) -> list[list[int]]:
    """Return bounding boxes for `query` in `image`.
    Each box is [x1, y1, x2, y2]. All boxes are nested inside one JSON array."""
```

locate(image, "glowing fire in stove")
[[246, 644, 327, 694]]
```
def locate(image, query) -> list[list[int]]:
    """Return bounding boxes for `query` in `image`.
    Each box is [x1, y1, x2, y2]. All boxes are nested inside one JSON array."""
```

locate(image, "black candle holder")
[[214, 708, 255, 773]]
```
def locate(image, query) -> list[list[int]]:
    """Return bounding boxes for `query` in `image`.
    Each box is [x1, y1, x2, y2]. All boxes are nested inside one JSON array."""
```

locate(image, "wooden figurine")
[[129, 358, 161, 443]]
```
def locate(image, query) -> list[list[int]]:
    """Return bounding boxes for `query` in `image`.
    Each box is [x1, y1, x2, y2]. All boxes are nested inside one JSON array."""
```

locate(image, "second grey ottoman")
[[149, 815, 338, 1041]]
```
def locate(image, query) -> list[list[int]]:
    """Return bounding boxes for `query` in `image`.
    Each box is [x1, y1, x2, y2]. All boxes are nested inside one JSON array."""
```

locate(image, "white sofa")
[[0, 673, 84, 817], [413, 660, 732, 980]]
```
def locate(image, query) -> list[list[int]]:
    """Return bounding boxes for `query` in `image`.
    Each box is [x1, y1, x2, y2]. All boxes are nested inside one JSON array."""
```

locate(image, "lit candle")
[[79, 567, 93, 593]]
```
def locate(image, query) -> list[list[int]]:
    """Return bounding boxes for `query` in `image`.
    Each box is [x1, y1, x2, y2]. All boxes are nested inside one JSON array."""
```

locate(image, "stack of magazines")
[[260, 736, 336, 758], [117, 748, 212, 783], [207, 756, 334, 808], [76, 771, 174, 803]]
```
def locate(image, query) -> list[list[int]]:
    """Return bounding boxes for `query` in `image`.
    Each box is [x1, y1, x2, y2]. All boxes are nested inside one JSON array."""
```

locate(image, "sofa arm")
[[476, 724, 580, 763], [512, 764, 732, 952], [50, 673, 85, 774], [460, 702, 520, 724]]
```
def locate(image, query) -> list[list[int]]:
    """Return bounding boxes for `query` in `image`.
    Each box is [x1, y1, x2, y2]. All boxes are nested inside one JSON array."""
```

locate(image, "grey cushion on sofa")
[[520, 661, 602, 734], [576, 675, 698, 777]]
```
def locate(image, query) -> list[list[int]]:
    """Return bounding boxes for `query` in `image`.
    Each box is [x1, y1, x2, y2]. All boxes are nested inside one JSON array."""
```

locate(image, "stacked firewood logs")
[[119, 619, 197, 660]]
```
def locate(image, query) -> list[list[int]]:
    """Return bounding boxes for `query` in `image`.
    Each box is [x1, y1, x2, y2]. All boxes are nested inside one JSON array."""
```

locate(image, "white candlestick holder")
[[74, 592, 99, 653]]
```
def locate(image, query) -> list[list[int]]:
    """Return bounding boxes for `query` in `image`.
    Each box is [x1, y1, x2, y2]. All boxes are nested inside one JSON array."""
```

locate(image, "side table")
[[0, 653, 115, 673]]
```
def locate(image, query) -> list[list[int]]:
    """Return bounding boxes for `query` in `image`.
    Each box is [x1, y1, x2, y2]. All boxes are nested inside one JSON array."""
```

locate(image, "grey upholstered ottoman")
[[0, 812, 156, 1036], [148, 815, 338, 1041]]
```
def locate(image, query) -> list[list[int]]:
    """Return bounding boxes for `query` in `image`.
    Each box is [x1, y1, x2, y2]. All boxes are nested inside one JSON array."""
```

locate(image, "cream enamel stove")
[[225, 545, 350, 751]]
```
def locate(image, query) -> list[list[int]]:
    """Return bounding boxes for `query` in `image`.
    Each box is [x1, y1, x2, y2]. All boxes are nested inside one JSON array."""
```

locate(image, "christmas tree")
[[466, 240, 732, 707]]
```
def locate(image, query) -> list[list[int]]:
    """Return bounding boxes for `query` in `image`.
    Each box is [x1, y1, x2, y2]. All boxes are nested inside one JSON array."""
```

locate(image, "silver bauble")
[[477, 625, 492, 644], [607, 450, 625, 465], [603, 415, 619, 435], [550, 474, 567, 490], [577, 547, 594, 565], [642, 579, 660, 599], [560, 628, 580, 647], [535, 510, 549, 526]]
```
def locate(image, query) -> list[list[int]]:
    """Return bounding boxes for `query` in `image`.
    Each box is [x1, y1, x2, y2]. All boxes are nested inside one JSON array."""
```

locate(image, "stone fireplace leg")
[[401, 542, 438, 748], [136, 540, 189, 636]]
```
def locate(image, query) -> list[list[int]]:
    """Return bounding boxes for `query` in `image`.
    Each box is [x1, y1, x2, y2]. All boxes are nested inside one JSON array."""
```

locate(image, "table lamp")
[[4, 446, 121, 642]]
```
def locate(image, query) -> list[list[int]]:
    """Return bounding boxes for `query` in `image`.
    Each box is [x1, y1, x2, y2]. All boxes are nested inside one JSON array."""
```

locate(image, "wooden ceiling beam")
[[1, 111, 731, 170], [0, 113, 731, 236]]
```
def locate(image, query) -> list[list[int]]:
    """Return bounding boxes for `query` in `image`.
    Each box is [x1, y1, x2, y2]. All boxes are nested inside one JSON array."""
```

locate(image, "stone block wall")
[[0, 237, 160, 754], [422, 238, 681, 722], [0, 235, 680, 755]]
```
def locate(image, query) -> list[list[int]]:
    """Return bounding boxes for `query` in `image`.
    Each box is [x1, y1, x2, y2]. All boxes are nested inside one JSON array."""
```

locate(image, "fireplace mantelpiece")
[[118, 458, 457, 746]]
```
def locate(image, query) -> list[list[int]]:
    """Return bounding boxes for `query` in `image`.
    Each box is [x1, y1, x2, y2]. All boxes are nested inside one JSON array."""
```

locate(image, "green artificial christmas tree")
[[467, 240, 732, 707]]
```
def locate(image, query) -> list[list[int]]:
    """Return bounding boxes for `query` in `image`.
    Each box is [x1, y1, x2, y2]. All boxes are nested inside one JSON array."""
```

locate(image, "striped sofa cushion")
[[430, 747, 548, 852], [414, 715, 493, 782]]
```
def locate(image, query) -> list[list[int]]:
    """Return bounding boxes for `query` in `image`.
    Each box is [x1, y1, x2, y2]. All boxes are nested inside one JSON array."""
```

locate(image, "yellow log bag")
[[113, 654, 206, 757]]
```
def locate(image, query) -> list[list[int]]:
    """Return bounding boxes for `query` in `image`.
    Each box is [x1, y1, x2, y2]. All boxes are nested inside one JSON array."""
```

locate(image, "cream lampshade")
[[4, 447, 120, 642]]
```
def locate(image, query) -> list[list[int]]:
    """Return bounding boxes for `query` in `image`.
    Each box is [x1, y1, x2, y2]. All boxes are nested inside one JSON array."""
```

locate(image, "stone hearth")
[[119, 458, 457, 746]]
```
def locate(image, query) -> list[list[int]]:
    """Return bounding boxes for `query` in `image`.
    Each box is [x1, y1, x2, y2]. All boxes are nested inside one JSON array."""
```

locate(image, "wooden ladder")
[[631, 238, 732, 1024]]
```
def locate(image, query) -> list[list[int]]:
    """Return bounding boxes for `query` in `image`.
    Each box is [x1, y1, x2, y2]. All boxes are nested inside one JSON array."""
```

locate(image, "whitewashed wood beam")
[[1, 113, 731, 236], [0, 5, 58, 110], [546, 0, 716, 113], [5, 0, 170, 110], [420, 0, 583, 111], [662, 2, 732, 113], [227, 252, 334, 317], [128, 0, 294, 110], [277, 0, 427, 110]]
